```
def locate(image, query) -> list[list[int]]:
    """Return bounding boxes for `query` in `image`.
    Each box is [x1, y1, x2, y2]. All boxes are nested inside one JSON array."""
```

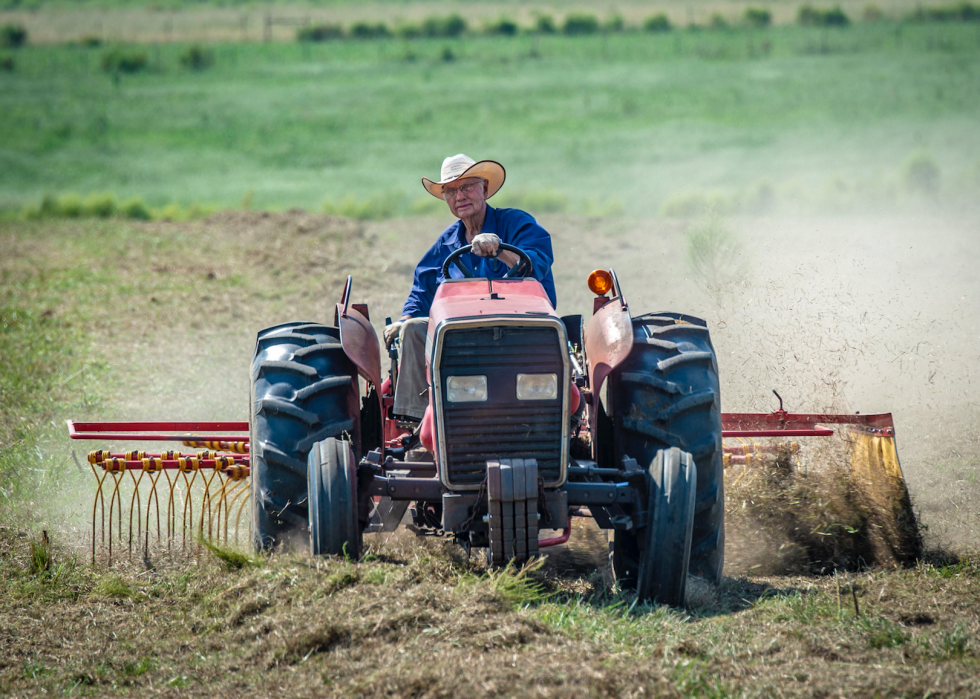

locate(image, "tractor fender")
[[333, 302, 382, 390], [334, 291, 384, 451], [583, 295, 633, 404]]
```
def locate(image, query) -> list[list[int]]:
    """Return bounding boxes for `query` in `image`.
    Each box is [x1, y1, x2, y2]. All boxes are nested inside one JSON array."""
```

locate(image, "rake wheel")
[[250, 321, 358, 550], [609, 312, 725, 584]]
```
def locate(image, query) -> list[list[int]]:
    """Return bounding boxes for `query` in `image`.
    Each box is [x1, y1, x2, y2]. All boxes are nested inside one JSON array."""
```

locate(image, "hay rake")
[[719, 397, 921, 566], [68, 421, 251, 563]]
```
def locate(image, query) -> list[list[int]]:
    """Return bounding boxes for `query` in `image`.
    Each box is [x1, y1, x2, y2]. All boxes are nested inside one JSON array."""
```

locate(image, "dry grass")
[[2, 526, 979, 697]]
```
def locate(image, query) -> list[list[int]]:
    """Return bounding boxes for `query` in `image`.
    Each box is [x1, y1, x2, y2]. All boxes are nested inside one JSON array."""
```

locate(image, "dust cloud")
[[547, 206, 980, 556]]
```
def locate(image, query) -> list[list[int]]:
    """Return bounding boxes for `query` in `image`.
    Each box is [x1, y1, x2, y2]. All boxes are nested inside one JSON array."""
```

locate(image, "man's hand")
[[384, 318, 407, 349], [470, 233, 500, 257]]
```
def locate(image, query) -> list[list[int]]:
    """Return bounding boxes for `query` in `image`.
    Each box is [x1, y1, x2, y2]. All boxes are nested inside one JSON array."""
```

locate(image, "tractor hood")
[[426, 278, 557, 338]]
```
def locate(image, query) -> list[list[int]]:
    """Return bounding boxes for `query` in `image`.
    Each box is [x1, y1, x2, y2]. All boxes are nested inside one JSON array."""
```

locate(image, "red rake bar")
[[67, 420, 250, 443], [721, 411, 895, 438]]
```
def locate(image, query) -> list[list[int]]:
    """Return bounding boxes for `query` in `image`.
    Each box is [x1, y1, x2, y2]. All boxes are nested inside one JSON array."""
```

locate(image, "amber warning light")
[[587, 269, 613, 296]]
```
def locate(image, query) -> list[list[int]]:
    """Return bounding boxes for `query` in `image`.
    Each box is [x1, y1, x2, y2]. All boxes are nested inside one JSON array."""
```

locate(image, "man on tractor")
[[383, 154, 557, 424]]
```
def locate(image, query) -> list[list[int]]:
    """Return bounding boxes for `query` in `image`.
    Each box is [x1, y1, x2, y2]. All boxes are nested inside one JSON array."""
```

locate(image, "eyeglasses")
[[442, 181, 483, 201]]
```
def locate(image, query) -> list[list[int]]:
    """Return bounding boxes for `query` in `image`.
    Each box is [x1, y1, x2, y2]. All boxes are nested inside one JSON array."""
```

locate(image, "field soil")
[[1, 208, 979, 696]]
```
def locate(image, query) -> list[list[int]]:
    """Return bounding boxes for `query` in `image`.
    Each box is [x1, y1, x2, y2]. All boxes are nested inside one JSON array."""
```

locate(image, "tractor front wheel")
[[308, 437, 361, 559], [612, 448, 696, 606]]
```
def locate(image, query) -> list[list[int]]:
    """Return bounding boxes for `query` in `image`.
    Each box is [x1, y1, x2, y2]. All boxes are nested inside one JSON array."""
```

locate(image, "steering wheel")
[[441, 242, 534, 280]]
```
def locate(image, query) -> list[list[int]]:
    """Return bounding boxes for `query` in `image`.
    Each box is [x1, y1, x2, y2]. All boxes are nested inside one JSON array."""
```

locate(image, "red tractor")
[[250, 244, 725, 606], [69, 244, 918, 606]]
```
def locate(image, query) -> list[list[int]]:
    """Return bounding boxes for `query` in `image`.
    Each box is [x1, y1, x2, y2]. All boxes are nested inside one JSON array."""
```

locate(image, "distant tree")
[[350, 22, 389, 39], [297, 24, 344, 42], [485, 17, 519, 36], [0, 23, 27, 48], [743, 7, 772, 27], [533, 15, 556, 34], [563, 13, 599, 35], [643, 13, 672, 32], [799, 5, 851, 26]]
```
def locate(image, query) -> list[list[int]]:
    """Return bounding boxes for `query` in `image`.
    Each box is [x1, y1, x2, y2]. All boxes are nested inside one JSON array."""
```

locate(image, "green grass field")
[[2, 20, 979, 218]]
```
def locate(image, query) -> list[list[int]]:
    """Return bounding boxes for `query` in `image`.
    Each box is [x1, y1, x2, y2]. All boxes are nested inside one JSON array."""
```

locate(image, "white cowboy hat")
[[422, 154, 506, 200]]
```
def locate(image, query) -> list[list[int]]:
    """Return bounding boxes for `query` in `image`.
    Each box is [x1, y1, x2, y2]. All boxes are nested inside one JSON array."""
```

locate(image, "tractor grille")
[[439, 326, 565, 487]]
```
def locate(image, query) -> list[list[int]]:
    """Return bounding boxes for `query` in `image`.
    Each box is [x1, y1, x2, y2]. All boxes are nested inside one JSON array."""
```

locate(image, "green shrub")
[[0, 23, 26, 48], [0, 54, 12, 71], [82, 192, 117, 218], [422, 14, 467, 38], [643, 13, 672, 32], [533, 15, 556, 34], [350, 21, 389, 39], [120, 197, 151, 220], [440, 46, 455, 62], [710, 13, 730, 29], [799, 5, 851, 26], [80, 35, 103, 48], [563, 13, 599, 35], [297, 24, 343, 42], [101, 47, 148, 74], [37, 193, 59, 217], [743, 7, 772, 27], [57, 193, 83, 217], [909, 2, 980, 22], [604, 14, 626, 32], [179, 44, 214, 71], [485, 17, 519, 36]]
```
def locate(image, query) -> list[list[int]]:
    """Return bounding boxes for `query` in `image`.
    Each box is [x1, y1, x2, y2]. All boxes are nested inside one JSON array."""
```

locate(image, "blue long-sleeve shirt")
[[402, 205, 557, 317]]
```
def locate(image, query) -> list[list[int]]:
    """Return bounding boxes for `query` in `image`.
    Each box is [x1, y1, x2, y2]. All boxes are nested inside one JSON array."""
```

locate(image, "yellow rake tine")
[[198, 467, 219, 541], [234, 483, 250, 543], [144, 469, 163, 557], [108, 472, 124, 564], [128, 469, 144, 558], [211, 470, 227, 540], [164, 470, 176, 548], [225, 478, 247, 543], [182, 470, 198, 551], [222, 477, 248, 543], [215, 472, 236, 543], [91, 462, 108, 564], [225, 480, 250, 544], [730, 467, 749, 489]]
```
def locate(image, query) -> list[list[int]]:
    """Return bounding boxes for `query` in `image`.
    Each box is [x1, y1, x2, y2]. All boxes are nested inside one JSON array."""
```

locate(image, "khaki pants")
[[393, 317, 429, 420]]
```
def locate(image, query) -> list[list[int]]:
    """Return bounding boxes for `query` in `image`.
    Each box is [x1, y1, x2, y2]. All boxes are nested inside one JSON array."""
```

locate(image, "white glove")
[[470, 233, 500, 257], [383, 319, 404, 349]]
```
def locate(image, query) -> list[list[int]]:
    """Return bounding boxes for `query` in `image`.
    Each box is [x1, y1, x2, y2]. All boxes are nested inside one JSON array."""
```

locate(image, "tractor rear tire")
[[308, 437, 361, 559], [613, 448, 696, 606], [250, 321, 358, 551], [609, 313, 725, 583]]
